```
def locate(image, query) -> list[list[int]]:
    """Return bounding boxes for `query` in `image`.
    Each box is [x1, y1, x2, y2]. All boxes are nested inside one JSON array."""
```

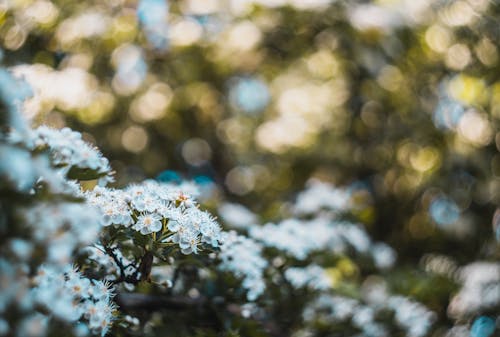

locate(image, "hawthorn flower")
[[178, 231, 200, 254], [134, 213, 162, 234], [67, 274, 91, 299], [32, 265, 115, 336], [27, 126, 114, 185], [284, 265, 331, 291], [88, 180, 222, 254], [218, 231, 268, 301]]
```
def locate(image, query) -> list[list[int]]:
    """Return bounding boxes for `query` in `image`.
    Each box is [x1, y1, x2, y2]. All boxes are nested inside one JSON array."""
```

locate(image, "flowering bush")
[[0, 0, 499, 337]]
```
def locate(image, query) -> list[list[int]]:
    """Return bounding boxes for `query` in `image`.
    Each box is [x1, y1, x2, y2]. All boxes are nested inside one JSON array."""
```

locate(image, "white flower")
[[294, 179, 350, 215], [0, 145, 37, 191], [134, 213, 163, 234], [218, 231, 268, 301], [250, 217, 375, 260], [32, 265, 115, 335], [371, 242, 396, 269], [218, 202, 257, 229], [28, 126, 114, 185], [284, 265, 331, 290]]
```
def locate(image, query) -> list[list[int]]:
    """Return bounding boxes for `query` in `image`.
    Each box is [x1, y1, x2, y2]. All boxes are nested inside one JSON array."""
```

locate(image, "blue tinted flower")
[[0, 68, 33, 134], [229, 77, 270, 114], [429, 196, 460, 227], [137, 0, 168, 26], [470, 316, 496, 337], [0, 145, 37, 192], [433, 98, 464, 130], [137, 0, 169, 50]]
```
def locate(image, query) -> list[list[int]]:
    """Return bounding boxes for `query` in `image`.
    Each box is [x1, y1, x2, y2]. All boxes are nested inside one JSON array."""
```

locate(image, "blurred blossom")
[[438, 0, 484, 28], [0, 145, 37, 192], [169, 18, 203, 47], [0, 68, 33, 131], [475, 38, 498, 67], [181, 0, 220, 15], [371, 242, 396, 269], [218, 202, 258, 229], [30, 126, 114, 185], [429, 196, 460, 228], [448, 75, 488, 106], [303, 294, 434, 337], [284, 265, 331, 290], [256, 76, 347, 153], [56, 10, 110, 46], [361, 276, 389, 305], [421, 254, 458, 279], [225, 166, 256, 195], [250, 217, 379, 262], [229, 77, 270, 114], [111, 44, 148, 95], [129, 82, 173, 122], [4, 24, 28, 51], [457, 110, 493, 146], [445, 325, 469, 337], [433, 94, 465, 131], [121, 125, 149, 153], [425, 24, 453, 54], [218, 231, 267, 301], [181, 138, 212, 166], [445, 43, 471, 70], [433, 78, 492, 145], [448, 262, 500, 318], [9, 239, 33, 261], [20, 1, 59, 27], [224, 21, 262, 52], [12, 64, 102, 119], [294, 179, 350, 215], [16, 313, 48, 337], [348, 0, 433, 32], [470, 316, 496, 337], [137, 0, 169, 50], [388, 296, 436, 337]]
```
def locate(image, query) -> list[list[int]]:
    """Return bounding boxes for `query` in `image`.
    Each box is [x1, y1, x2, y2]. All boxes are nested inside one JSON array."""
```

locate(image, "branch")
[[115, 292, 207, 311]]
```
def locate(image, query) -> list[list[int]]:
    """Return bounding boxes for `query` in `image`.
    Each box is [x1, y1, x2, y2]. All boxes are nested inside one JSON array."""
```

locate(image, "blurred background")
[[2, 0, 500, 328]]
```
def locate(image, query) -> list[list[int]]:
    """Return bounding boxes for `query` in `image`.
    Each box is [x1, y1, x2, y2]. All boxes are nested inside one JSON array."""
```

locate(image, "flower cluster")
[[137, 0, 169, 51], [32, 265, 115, 337], [0, 70, 77, 195], [218, 231, 268, 301], [293, 179, 351, 215], [448, 262, 500, 318], [86, 180, 223, 254], [218, 202, 258, 229], [28, 126, 114, 186], [284, 265, 331, 291], [250, 217, 395, 268], [21, 202, 102, 265], [0, 66, 115, 337], [387, 296, 437, 337], [303, 294, 436, 337]]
